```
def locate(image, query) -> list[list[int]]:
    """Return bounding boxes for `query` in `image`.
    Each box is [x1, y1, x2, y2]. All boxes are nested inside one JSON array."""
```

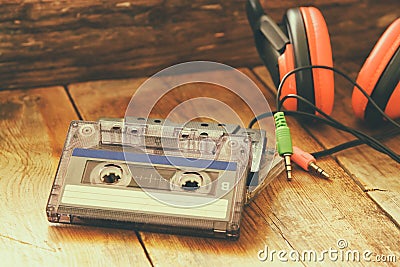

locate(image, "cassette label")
[[61, 185, 229, 219]]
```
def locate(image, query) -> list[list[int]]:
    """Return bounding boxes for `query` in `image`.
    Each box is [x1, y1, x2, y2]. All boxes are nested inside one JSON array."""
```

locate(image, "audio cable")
[[275, 65, 400, 129], [250, 65, 400, 179]]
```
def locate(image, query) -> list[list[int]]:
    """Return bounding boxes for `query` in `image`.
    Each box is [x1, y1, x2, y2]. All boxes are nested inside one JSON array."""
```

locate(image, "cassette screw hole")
[[228, 140, 238, 147], [80, 125, 94, 136]]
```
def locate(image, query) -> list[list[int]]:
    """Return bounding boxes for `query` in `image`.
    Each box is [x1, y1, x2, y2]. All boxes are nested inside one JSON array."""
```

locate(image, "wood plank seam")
[[135, 232, 155, 267], [253, 203, 297, 251], [367, 191, 400, 229], [63, 86, 83, 120], [0, 233, 57, 252]]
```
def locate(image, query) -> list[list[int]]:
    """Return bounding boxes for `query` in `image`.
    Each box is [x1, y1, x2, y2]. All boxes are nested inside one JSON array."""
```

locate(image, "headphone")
[[246, 0, 400, 122]]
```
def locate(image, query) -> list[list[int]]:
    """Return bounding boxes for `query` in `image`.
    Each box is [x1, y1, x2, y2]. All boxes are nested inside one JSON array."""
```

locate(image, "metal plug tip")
[[283, 155, 292, 181], [286, 170, 292, 181], [320, 171, 330, 179], [309, 162, 330, 179]]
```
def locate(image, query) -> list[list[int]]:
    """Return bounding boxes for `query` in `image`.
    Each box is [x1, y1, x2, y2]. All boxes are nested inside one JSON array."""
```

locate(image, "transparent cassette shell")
[[46, 117, 282, 239]]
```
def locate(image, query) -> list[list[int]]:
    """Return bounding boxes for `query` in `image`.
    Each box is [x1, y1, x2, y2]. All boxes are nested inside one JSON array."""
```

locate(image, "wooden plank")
[[69, 68, 399, 266], [66, 78, 148, 120], [1, 0, 398, 89], [252, 65, 400, 227], [0, 87, 151, 266], [368, 191, 400, 227]]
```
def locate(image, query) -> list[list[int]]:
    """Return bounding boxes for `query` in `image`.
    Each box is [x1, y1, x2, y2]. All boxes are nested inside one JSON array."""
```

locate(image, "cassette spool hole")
[[170, 171, 212, 193], [180, 172, 203, 191], [182, 180, 200, 190], [100, 164, 123, 184]]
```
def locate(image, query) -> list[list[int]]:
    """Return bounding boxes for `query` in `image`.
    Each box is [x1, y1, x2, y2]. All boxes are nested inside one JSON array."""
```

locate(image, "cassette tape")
[[46, 117, 282, 239]]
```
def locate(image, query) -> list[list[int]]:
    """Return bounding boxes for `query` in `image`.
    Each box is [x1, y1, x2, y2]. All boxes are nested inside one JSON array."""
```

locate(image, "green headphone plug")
[[274, 112, 293, 180]]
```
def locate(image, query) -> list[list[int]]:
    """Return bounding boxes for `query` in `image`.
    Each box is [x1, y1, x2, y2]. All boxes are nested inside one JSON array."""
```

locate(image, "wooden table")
[[1, 66, 399, 266]]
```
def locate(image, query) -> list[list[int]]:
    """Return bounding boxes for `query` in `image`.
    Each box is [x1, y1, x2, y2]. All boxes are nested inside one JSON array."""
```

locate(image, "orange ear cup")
[[277, 7, 334, 115], [278, 44, 298, 110], [385, 83, 400, 119], [299, 7, 334, 115], [352, 18, 400, 120]]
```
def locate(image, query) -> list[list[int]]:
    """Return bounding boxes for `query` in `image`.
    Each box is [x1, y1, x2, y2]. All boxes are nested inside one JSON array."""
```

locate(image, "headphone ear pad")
[[300, 7, 334, 115], [279, 7, 334, 115], [352, 18, 400, 121], [278, 44, 298, 110], [384, 83, 400, 119]]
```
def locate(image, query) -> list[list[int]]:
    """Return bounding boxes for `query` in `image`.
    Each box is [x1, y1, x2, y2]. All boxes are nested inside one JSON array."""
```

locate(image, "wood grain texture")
[[253, 64, 400, 228], [0, 87, 151, 266], [1, 0, 398, 90], [69, 68, 399, 266]]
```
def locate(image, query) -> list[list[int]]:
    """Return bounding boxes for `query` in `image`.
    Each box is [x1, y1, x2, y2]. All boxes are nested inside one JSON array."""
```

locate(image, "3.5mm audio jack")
[[274, 112, 293, 181], [282, 154, 292, 180], [292, 146, 330, 179]]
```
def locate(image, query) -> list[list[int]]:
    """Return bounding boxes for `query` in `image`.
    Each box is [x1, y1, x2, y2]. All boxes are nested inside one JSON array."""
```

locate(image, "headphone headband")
[[246, 0, 289, 87]]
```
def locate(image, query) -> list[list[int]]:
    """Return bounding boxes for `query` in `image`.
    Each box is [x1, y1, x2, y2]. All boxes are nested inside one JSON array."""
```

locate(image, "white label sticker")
[[61, 184, 228, 219]]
